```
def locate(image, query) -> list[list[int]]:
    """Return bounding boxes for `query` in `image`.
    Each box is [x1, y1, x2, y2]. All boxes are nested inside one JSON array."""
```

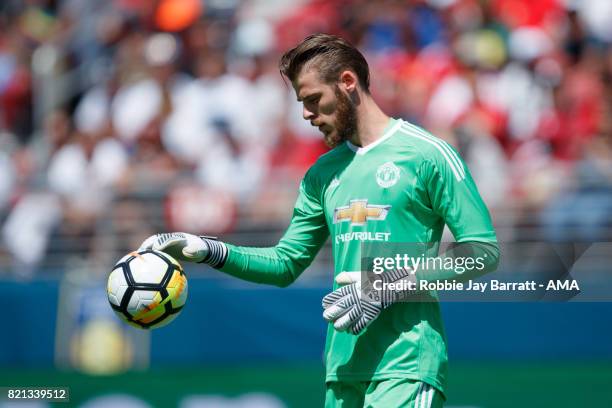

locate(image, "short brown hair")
[[279, 34, 370, 93]]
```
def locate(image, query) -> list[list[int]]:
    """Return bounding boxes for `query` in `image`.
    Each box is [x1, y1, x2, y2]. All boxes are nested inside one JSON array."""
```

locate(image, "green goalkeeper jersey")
[[220, 118, 497, 395]]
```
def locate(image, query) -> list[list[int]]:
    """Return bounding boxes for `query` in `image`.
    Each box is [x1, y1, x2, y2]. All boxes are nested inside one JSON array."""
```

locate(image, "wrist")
[[198, 236, 228, 268], [378, 268, 418, 307]]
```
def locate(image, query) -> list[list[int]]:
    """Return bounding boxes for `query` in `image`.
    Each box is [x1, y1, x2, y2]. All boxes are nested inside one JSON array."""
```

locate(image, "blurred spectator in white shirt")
[[112, 32, 191, 145]]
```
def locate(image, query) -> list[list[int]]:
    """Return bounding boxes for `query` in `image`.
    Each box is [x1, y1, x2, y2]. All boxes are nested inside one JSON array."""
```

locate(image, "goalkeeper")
[[140, 34, 499, 407]]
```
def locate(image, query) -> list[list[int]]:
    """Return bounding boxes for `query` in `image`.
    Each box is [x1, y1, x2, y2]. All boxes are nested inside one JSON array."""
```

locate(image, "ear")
[[339, 70, 358, 93]]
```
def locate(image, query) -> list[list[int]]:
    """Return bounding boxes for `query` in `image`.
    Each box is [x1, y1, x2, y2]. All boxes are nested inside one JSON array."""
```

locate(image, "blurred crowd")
[[1, 0, 612, 276]]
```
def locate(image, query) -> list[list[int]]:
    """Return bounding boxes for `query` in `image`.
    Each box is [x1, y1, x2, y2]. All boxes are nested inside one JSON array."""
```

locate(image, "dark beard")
[[325, 86, 358, 148]]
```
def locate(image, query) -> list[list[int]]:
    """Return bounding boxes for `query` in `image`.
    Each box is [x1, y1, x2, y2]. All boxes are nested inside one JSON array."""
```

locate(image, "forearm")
[[217, 244, 306, 287], [208, 168, 328, 287]]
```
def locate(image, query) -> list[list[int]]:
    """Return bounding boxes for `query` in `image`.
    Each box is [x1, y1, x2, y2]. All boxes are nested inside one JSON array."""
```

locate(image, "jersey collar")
[[346, 118, 402, 155]]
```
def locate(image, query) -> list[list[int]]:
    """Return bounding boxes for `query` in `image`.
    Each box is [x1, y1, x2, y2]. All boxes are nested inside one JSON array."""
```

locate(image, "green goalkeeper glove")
[[322, 268, 416, 335], [138, 232, 227, 267]]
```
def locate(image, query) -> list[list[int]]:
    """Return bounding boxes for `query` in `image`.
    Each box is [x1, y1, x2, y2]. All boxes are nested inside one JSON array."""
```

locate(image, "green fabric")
[[220, 118, 499, 396], [415, 240, 500, 283], [325, 379, 444, 408]]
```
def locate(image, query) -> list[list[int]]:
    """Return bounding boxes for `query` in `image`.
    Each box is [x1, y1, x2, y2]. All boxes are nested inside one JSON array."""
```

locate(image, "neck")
[[349, 94, 391, 148]]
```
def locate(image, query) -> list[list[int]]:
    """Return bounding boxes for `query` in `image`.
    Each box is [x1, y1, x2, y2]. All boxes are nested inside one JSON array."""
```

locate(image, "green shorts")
[[325, 378, 444, 408]]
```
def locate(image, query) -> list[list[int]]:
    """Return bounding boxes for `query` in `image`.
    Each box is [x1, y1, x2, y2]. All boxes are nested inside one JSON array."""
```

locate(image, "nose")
[[303, 106, 314, 121]]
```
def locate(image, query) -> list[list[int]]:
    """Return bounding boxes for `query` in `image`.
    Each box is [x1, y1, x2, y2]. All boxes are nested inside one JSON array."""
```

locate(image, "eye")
[[305, 95, 320, 105]]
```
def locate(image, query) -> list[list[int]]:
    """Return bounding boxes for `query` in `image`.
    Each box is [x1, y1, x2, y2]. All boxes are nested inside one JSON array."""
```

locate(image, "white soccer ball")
[[107, 250, 188, 329]]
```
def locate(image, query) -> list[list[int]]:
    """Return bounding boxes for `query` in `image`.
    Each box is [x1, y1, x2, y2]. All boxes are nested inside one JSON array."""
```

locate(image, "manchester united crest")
[[376, 162, 400, 188]]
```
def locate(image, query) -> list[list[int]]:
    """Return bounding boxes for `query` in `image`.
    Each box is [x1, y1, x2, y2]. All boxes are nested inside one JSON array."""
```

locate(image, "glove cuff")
[[198, 236, 228, 268], [379, 268, 417, 308]]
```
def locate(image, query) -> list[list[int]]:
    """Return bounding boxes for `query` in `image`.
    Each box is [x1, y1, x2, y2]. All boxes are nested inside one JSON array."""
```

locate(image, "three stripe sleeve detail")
[[398, 121, 466, 182]]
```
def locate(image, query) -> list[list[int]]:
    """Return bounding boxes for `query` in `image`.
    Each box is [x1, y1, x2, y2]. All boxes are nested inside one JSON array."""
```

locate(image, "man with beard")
[[139, 34, 499, 407]]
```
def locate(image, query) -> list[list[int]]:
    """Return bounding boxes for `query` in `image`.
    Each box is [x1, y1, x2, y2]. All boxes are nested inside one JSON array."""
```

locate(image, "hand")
[[322, 268, 415, 335], [322, 271, 381, 335], [138, 232, 210, 263]]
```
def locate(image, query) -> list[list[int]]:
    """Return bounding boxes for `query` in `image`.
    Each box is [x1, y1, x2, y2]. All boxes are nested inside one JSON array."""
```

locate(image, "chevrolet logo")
[[333, 199, 391, 225]]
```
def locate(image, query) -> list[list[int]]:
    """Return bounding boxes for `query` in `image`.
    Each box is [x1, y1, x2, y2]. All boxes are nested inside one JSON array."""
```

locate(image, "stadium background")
[[1, 0, 612, 407]]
